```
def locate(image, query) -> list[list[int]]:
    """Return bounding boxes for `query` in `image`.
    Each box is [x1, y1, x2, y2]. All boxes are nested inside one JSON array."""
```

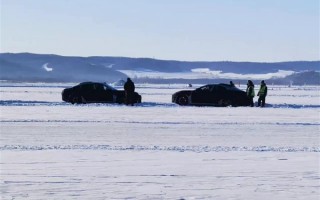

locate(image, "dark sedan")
[[62, 82, 141, 104], [172, 83, 251, 106]]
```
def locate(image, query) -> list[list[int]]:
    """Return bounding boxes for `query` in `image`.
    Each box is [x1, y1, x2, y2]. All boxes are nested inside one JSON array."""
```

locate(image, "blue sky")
[[1, 0, 319, 61]]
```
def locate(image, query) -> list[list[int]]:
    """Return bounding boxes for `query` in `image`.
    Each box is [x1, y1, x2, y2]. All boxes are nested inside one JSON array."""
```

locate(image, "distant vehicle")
[[62, 82, 142, 104], [172, 83, 251, 106]]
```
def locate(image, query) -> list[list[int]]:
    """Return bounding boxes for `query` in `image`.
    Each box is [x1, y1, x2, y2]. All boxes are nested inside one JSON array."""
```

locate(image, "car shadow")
[[1, 100, 319, 109]]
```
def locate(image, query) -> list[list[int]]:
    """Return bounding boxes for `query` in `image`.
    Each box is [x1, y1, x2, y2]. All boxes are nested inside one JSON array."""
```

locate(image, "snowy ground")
[[0, 82, 319, 199]]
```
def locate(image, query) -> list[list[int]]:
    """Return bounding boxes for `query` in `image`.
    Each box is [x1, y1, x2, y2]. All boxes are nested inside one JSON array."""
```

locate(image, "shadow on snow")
[[0, 100, 319, 109]]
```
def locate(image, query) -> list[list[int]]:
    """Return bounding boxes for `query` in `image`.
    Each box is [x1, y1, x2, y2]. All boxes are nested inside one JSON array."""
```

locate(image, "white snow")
[[118, 69, 295, 80], [0, 83, 319, 199], [42, 63, 54, 72], [105, 64, 115, 68]]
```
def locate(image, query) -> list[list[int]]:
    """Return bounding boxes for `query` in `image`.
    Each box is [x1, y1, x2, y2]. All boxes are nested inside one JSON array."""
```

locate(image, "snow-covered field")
[[0, 82, 319, 200]]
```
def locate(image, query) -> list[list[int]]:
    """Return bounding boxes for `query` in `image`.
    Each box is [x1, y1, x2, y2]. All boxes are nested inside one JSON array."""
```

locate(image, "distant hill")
[[132, 71, 320, 85], [0, 53, 127, 82], [0, 53, 319, 84], [270, 71, 320, 85]]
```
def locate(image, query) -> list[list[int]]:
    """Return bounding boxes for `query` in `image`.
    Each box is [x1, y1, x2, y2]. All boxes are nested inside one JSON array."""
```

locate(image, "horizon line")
[[1, 52, 319, 63]]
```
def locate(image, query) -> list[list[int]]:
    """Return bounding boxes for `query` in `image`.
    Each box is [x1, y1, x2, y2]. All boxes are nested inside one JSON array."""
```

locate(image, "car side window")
[[94, 84, 103, 91], [200, 86, 210, 91], [213, 86, 226, 93], [209, 86, 215, 92], [81, 84, 93, 91]]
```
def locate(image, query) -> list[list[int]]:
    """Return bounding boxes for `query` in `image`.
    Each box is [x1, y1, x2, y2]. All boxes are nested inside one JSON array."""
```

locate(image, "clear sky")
[[0, 0, 319, 62]]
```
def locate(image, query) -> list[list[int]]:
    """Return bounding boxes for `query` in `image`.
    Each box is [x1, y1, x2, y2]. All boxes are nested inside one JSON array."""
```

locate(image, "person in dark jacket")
[[124, 78, 135, 105], [246, 80, 255, 107], [230, 81, 235, 87], [257, 80, 268, 107]]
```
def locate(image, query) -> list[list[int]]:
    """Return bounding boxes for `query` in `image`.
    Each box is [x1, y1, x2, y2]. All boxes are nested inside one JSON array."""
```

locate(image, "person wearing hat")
[[246, 80, 255, 107], [124, 78, 135, 106], [257, 80, 268, 107]]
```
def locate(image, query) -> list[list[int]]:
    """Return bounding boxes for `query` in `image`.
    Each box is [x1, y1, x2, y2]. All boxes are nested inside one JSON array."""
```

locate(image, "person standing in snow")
[[230, 81, 235, 87], [257, 80, 268, 107], [124, 78, 135, 106], [246, 80, 255, 107]]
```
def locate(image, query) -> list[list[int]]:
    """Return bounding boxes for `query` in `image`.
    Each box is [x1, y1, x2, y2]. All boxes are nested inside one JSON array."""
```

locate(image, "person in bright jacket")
[[257, 80, 268, 107], [246, 80, 255, 107], [124, 78, 135, 106]]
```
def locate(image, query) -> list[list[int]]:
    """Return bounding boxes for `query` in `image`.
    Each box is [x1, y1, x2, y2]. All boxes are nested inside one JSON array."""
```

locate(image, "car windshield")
[[103, 83, 117, 91], [198, 85, 211, 91]]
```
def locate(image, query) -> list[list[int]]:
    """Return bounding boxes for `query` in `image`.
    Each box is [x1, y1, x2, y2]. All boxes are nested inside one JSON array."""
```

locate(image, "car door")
[[191, 85, 213, 105], [80, 83, 96, 102], [101, 84, 114, 102], [210, 85, 228, 105], [92, 83, 104, 102]]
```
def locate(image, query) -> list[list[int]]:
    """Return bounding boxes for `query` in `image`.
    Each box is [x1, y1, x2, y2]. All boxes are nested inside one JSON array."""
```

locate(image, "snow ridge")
[[1, 119, 319, 126], [0, 100, 319, 109], [1, 145, 319, 152]]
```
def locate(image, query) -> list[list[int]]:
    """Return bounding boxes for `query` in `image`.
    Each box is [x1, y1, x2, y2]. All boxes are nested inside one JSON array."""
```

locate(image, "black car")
[[172, 83, 251, 107], [62, 82, 142, 104]]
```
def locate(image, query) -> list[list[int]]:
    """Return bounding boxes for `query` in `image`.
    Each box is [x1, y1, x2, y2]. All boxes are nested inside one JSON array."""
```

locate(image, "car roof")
[[202, 83, 243, 91], [79, 82, 95, 85], [77, 82, 116, 90]]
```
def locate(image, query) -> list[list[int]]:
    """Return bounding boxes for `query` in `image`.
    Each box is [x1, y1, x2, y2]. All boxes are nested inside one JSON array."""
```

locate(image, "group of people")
[[125, 77, 268, 107], [246, 80, 268, 107]]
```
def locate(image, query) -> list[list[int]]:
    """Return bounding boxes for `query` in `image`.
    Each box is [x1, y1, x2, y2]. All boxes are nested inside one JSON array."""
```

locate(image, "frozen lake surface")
[[0, 83, 319, 199]]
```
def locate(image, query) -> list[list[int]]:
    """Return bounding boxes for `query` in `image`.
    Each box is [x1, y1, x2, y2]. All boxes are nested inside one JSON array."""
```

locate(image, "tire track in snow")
[[1, 145, 319, 152], [0, 120, 319, 126], [1, 100, 320, 108]]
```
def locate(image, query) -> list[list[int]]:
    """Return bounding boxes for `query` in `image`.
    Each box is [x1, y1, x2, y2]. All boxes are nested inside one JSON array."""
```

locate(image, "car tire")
[[80, 96, 87, 104], [71, 96, 78, 104], [177, 95, 189, 105], [218, 99, 232, 107], [70, 96, 75, 104], [72, 96, 84, 104]]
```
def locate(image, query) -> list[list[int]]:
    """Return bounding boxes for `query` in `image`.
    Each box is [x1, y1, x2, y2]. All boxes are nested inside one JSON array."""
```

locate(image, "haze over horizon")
[[1, 52, 320, 63], [1, 0, 319, 62]]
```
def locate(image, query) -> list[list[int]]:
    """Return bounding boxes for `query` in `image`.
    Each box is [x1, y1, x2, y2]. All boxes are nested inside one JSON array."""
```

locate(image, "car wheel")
[[72, 96, 84, 104], [218, 99, 232, 107], [71, 96, 78, 104], [69, 96, 75, 104], [177, 95, 189, 105], [80, 96, 87, 104]]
